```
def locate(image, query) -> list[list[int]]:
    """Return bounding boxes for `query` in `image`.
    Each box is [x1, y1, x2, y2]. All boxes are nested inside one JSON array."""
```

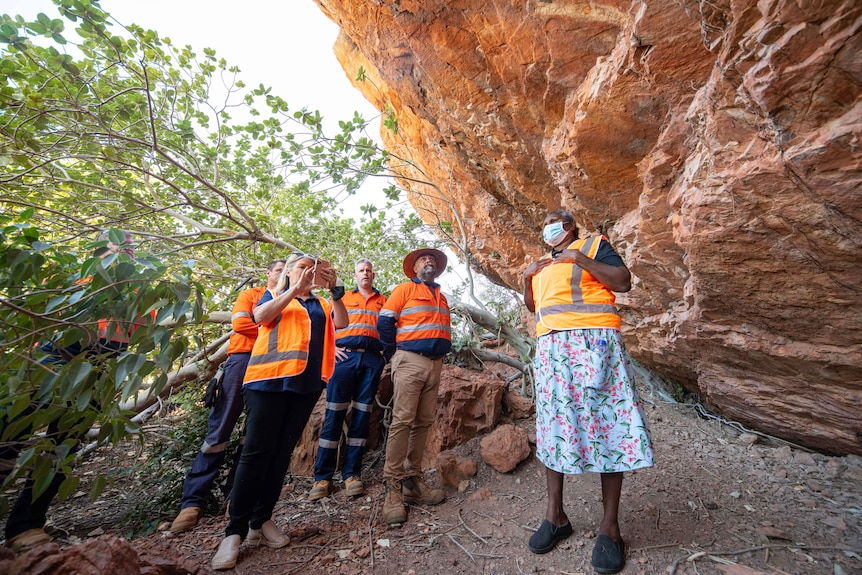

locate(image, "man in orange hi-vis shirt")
[[170, 260, 285, 533], [377, 248, 451, 525], [308, 258, 387, 501]]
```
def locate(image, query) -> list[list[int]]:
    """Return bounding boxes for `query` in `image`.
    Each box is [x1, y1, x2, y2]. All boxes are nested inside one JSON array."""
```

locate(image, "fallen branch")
[[451, 301, 532, 359], [470, 348, 529, 374]]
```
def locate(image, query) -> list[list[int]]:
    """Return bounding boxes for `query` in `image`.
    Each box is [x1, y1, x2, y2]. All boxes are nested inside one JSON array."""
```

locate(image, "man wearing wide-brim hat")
[[377, 247, 451, 525]]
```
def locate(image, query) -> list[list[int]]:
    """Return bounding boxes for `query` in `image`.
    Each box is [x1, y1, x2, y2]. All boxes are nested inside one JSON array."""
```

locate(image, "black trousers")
[[225, 387, 321, 538]]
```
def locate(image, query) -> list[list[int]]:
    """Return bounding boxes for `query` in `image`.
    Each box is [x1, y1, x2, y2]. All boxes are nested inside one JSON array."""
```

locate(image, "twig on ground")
[[368, 500, 378, 571], [449, 534, 476, 562], [515, 556, 531, 574], [284, 545, 327, 575], [630, 542, 682, 552], [458, 508, 489, 544], [472, 508, 521, 523]]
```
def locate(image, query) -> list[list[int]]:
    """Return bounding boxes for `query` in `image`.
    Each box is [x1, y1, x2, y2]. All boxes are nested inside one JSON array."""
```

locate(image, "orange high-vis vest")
[[243, 292, 336, 386], [532, 236, 621, 336], [228, 286, 266, 355], [380, 281, 451, 344], [74, 276, 152, 344], [96, 308, 155, 343], [335, 290, 386, 343]]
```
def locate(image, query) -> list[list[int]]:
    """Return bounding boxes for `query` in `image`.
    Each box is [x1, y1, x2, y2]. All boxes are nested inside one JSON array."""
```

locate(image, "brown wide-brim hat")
[[402, 248, 448, 279]]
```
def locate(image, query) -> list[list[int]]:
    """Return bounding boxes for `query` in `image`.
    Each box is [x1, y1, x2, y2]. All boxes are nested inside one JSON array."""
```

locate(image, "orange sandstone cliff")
[[314, 0, 862, 454]]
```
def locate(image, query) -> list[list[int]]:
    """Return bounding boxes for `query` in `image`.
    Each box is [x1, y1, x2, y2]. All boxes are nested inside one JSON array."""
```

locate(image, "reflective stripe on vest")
[[533, 236, 620, 335], [380, 283, 451, 343], [243, 296, 335, 385], [335, 291, 385, 342]]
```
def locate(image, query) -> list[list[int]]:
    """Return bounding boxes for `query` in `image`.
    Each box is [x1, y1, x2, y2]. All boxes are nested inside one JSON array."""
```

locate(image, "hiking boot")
[[308, 480, 332, 501], [402, 476, 445, 505], [7, 528, 51, 553], [247, 519, 290, 548], [344, 476, 365, 497], [211, 534, 241, 570], [170, 506, 202, 533], [382, 478, 407, 524]]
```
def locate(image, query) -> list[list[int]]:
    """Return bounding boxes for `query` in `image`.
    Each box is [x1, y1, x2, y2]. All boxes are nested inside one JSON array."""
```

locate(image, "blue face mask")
[[542, 221, 567, 246]]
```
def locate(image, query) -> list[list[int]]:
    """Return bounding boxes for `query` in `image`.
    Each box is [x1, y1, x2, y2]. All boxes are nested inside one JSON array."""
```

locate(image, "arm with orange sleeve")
[[227, 286, 265, 354]]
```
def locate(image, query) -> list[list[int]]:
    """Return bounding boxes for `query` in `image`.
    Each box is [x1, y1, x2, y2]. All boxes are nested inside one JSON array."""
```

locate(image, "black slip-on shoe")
[[527, 519, 574, 554], [591, 534, 625, 574]]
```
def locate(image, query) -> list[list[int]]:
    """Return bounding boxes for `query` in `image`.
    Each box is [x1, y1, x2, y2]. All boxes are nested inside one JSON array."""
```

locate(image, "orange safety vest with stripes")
[[243, 291, 336, 386], [531, 236, 621, 336], [228, 286, 266, 355], [380, 280, 451, 346], [335, 289, 386, 344]]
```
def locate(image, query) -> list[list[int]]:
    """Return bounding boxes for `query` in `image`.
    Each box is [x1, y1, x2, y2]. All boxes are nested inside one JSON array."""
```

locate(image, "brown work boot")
[[382, 478, 407, 524], [343, 476, 365, 497], [402, 476, 445, 505], [308, 479, 332, 501], [170, 506, 202, 533], [7, 528, 51, 553]]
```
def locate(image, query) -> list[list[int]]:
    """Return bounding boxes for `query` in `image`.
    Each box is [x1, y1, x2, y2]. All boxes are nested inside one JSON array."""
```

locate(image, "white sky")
[[4, 0, 379, 130]]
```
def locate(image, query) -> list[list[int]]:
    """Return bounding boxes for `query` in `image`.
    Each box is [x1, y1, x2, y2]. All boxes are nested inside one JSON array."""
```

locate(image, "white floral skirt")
[[534, 328, 654, 474]]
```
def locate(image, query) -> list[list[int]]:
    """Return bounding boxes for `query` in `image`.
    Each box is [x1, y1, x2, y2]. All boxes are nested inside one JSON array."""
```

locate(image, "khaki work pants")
[[383, 350, 443, 480]]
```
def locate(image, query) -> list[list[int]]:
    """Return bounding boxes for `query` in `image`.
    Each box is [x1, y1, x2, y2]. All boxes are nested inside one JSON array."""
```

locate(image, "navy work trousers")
[[313, 350, 385, 481], [179, 352, 250, 510]]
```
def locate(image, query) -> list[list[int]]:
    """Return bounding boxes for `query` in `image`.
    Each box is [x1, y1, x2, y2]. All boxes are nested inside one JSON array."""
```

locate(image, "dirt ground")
[[25, 373, 862, 575]]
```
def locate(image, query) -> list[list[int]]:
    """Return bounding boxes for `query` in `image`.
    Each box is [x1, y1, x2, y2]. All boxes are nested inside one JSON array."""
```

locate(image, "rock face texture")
[[315, 0, 862, 454]]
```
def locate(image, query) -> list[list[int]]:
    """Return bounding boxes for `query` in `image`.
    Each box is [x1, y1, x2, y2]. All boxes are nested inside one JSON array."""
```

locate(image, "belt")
[[345, 347, 382, 355], [402, 349, 444, 361]]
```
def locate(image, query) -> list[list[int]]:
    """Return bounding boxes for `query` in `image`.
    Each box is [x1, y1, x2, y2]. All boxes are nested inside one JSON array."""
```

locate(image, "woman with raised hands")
[[211, 252, 347, 570]]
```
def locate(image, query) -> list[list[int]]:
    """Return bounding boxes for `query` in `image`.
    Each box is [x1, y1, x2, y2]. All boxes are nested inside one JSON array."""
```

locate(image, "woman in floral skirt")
[[522, 209, 654, 574]]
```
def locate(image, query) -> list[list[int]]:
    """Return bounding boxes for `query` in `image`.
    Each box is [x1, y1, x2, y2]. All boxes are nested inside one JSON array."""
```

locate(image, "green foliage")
[[118, 386, 241, 536], [0, 0, 436, 522], [0, 0, 421, 291], [0, 220, 196, 512]]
